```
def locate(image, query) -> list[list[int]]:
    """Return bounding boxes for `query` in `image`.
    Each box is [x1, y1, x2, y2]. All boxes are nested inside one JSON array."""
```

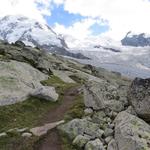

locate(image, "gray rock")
[[31, 120, 64, 136], [16, 128, 29, 133], [84, 108, 93, 116], [84, 81, 127, 112], [128, 78, 150, 121], [0, 60, 58, 105], [53, 70, 76, 83], [107, 139, 118, 150], [0, 132, 7, 137], [114, 111, 150, 150], [108, 124, 115, 129], [92, 111, 106, 124], [125, 106, 137, 116], [73, 134, 90, 148], [105, 136, 113, 144], [85, 139, 105, 150], [31, 86, 58, 101], [21, 132, 32, 137], [104, 128, 114, 137], [58, 118, 104, 140]]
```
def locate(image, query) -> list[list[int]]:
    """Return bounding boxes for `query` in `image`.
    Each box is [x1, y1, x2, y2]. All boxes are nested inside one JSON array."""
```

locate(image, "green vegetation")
[[0, 75, 81, 150], [0, 97, 58, 132], [64, 94, 84, 121], [0, 135, 38, 150], [60, 94, 84, 150], [69, 75, 86, 84], [59, 132, 78, 150], [41, 75, 79, 98]]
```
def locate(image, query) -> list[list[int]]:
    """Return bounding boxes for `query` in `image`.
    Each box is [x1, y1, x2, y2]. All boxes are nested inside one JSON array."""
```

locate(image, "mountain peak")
[[0, 15, 88, 59], [121, 31, 150, 47]]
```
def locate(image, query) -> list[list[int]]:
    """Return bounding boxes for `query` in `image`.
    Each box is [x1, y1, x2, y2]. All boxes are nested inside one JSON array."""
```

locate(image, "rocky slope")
[[121, 31, 150, 47], [0, 15, 88, 59], [0, 40, 150, 150]]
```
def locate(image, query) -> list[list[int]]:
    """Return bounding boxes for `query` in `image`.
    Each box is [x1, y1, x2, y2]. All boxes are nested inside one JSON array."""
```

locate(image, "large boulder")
[[0, 60, 58, 105], [84, 81, 128, 112], [128, 78, 150, 121], [114, 111, 150, 150], [31, 86, 58, 101], [0, 42, 53, 75], [58, 118, 104, 140]]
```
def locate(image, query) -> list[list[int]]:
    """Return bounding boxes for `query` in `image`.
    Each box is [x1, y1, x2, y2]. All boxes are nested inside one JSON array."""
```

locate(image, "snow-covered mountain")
[[0, 15, 88, 59], [71, 36, 150, 78], [121, 31, 150, 47]]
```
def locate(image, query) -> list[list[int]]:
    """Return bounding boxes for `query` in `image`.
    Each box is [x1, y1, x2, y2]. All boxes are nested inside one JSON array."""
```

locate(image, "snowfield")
[[71, 45, 150, 78]]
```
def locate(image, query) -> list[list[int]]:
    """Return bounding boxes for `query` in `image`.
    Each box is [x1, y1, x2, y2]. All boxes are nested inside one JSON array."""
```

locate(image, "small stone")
[[109, 111, 118, 119], [108, 123, 115, 129], [125, 106, 137, 116], [107, 139, 118, 150], [106, 117, 112, 123], [105, 136, 113, 144], [17, 128, 29, 133], [0, 132, 7, 137], [72, 134, 90, 148], [7, 128, 18, 133], [84, 108, 93, 116], [104, 128, 114, 137], [22, 132, 32, 137], [85, 139, 105, 150]]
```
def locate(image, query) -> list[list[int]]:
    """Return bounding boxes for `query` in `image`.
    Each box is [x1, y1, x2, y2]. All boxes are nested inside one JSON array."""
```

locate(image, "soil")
[[34, 86, 80, 150]]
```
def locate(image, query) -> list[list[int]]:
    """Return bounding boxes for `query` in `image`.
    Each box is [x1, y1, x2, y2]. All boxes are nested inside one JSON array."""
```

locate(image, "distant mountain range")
[[121, 31, 150, 47], [0, 15, 88, 59], [0, 15, 149, 78]]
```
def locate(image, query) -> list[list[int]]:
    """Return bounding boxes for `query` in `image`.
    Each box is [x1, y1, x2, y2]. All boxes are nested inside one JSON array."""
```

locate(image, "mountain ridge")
[[0, 15, 88, 59]]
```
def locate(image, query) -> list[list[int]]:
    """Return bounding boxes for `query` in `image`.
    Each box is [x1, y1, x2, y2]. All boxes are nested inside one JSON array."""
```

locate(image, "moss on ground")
[[0, 97, 58, 132], [59, 93, 84, 150], [0, 75, 80, 150], [64, 94, 84, 121], [0, 135, 38, 150], [41, 75, 78, 93], [59, 132, 78, 150]]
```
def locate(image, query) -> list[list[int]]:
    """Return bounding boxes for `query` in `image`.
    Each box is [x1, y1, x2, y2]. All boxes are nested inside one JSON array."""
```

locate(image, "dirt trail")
[[34, 86, 80, 150]]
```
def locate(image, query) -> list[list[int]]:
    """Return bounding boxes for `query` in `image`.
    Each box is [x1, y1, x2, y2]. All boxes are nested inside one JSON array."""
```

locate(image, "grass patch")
[[59, 94, 84, 150], [41, 75, 79, 98], [0, 76, 78, 133], [69, 75, 86, 84], [0, 75, 81, 149], [0, 97, 58, 132], [0, 135, 38, 150], [64, 94, 84, 121], [59, 132, 78, 150]]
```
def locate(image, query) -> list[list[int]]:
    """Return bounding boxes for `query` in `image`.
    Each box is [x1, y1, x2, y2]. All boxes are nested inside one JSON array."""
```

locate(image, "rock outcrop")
[[0, 60, 58, 105], [128, 77, 150, 121], [58, 118, 104, 140], [114, 111, 150, 150], [84, 81, 128, 112]]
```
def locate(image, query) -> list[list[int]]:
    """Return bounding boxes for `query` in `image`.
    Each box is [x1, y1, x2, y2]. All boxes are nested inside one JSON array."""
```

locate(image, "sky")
[[0, 0, 150, 41]]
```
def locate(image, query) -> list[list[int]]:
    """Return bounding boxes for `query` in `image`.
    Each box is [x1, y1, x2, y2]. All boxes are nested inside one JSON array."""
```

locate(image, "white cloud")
[[0, 0, 150, 41], [60, 0, 150, 40], [0, 0, 52, 22], [53, 18, 97, 39]]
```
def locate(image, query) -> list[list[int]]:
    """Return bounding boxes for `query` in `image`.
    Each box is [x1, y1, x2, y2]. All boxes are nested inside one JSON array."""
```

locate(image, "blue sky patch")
[[44, 3, 110, 36], [44, 4, 86, 27], [90, 23, 109, 35]]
